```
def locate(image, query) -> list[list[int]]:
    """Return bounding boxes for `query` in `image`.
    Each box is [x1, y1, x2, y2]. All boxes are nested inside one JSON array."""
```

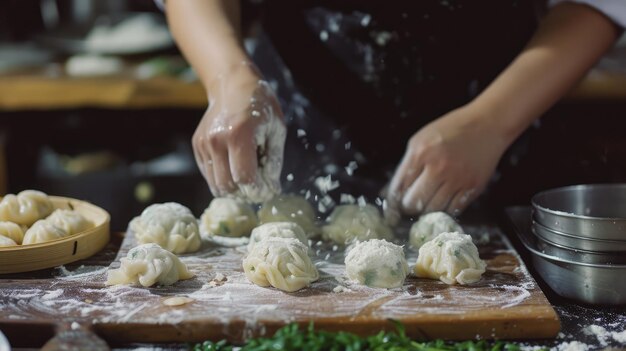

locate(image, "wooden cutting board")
[[0, 225, 559, 345]]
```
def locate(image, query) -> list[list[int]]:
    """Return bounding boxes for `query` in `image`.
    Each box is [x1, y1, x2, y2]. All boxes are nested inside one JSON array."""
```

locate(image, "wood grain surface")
[[0, 225, 560, 346]]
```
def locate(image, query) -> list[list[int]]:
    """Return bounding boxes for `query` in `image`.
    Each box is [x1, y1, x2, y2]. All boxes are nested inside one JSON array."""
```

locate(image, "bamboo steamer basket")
[[0, 196, 110, 274]]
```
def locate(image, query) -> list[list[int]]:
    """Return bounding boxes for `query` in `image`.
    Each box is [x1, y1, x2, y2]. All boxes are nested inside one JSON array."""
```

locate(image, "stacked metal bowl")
[[528, 184, 626, 305]]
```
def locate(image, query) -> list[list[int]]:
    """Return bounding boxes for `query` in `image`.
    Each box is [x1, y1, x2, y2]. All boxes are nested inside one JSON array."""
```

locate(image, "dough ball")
[[200, 198, 258, 237], [106, 243, 194, 287], [46, 209, 94, 235], [0, 234, 17, 247], [130, 202, 201, 254], [0, 190, 54, 226], [0, 221, 25, 245], [322, 204, 393, 245], [22, 220, 68, 245], [414, 232, 486, 285], [345, 239, 409, 288], [409, 211, 463, 250], [247, 222, 308, 252], [258, 194, 318, 237], [243, 237, 318, 292]]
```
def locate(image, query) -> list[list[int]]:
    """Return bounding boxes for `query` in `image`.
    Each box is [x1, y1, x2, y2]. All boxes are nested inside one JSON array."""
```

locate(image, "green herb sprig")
[[192, 321, 542, 351]]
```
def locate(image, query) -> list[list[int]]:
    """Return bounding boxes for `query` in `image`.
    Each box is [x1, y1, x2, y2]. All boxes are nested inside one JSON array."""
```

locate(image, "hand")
[[192, 63, 286, 203], [386, 104, 512, 219]]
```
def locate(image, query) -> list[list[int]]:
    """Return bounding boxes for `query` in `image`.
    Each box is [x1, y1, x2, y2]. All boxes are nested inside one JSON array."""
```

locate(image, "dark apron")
[[261, 0, 536, 167]]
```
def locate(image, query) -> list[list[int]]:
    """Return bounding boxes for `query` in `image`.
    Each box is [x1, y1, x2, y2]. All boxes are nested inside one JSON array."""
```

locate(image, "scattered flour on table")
[[520, 345, 547, 351], [490, 285, 531, 309], [0, 224, 540, 336], [55, 265, 108, 280], [41, 289, 64, 300], [551, 341, 590, 351], [333, 285, 352, 293], [584, 325, 610, 346], [612, 329, 626, 343]]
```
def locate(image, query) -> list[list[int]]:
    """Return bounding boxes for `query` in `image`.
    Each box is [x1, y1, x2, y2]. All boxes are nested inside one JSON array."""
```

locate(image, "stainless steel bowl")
[[529, 253, 626, 305], [506, 206, 626, 305], [532, 219, 626, 252], [532, 226, 626, 265], [532, 184, 626, 240]]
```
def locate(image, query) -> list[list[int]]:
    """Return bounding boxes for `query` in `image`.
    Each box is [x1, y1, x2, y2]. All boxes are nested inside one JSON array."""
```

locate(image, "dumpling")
[[0, 221, 25, 245], [200, 198, 258, 237], [0, 234, 17, 247], [247, 222, 308, 252], [322, 204, 393, 245], [106, 243, 193, 287], [414, 232, 486, 285], [409, 211, 463, 250], [22, 220, 68, 245], [242, 237, 319, 292], [0, 190, 54, 226], [129, 202, 201, 254], [345, 239, 409, 288], [257, 194, 318, 237], [46, 209, 94, 235]]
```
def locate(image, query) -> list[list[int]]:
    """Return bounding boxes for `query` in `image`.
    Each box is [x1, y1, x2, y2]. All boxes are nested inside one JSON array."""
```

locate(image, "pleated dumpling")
[[322, 204, 393, 245], [257, 194, 318, 237], [106, 243, 193, 287], [22, 220, 68, 245], [243, 237, 318, 292], [414, 232, 486, 285], [0, 234, 17, 247], [130, 202, 201, 254], [200, 198, 258, 237], [0, 221, 25, 245], [247, 222, 308, 252], [409, 211, 463, 250], [46, 209, 94, 235], [0, 190, 54, 226]]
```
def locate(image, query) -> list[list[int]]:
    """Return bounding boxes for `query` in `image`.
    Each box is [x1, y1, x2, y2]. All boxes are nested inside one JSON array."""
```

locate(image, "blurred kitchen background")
[[0, 0, 625, 231]]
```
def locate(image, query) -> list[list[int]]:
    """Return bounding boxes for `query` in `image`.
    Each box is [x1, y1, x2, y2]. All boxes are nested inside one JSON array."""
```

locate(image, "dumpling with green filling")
[[129, 202, 201, 254], [200, 198, 258, 237], [322, 204, 393, 245], [243, 237, 319, 292], [106, 243, 193, 287], [257, 194, 318, 237], [247, 222, 308, 252], [414, 232, 486, 285], [409, 211, 462, 250], [345, 239, 409, 288]]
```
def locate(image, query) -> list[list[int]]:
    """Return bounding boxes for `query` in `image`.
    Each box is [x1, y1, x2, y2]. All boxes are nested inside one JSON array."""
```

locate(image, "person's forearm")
[[166, 0, 252, 91], [471, 2, 622, 143]]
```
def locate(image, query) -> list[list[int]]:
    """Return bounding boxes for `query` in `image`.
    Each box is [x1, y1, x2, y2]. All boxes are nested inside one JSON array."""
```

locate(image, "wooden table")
[[0, 224, 560, 349]]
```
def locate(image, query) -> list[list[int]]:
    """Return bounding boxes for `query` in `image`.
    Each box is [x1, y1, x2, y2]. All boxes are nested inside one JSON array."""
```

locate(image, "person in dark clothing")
[[163, 0, 624, 219]]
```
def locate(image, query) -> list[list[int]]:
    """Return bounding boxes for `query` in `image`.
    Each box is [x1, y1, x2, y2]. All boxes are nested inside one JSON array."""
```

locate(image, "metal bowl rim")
[[530, 225, 625, 257], [520, 228, 626, 269], [532, 219, 626, 244], [532, 184, 626, 221]]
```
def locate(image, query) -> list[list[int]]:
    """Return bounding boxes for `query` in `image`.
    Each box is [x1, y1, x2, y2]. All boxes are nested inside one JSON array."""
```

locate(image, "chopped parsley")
[[192, 321, 541, 351]]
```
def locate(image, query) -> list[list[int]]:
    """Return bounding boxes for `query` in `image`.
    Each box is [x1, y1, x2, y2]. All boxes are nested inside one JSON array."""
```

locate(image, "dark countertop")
[[498, 208, 626, 350]]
